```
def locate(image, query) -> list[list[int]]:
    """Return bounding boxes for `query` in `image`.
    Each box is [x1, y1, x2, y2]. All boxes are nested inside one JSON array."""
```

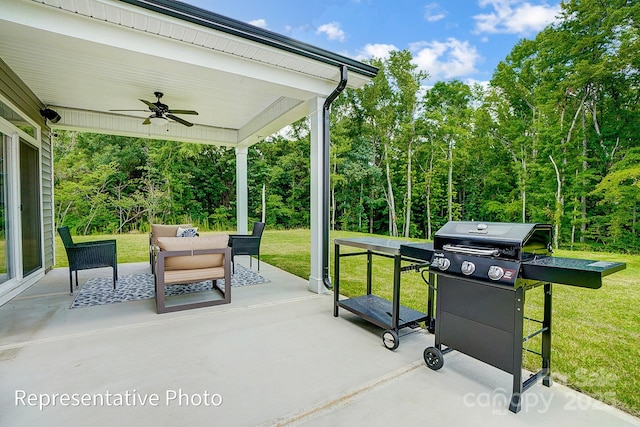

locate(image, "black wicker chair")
[[228, 222, 265, 273], [57, 226, 118, 294]]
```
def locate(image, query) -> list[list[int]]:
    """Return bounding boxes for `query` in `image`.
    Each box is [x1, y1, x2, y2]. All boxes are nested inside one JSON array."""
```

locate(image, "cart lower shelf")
[[337, 294, 428, 330]]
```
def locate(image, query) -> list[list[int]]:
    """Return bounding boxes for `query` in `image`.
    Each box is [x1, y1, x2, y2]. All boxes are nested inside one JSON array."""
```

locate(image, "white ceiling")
[[0, 0, 376, 146]]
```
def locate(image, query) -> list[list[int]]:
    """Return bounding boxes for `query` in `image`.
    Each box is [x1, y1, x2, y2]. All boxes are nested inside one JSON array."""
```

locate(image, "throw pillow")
[[177, 226, 198, 237], [151, 223, 192, 246]]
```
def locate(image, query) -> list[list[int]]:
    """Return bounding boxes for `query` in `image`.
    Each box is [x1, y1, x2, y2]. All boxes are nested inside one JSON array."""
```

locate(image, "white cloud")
[[410, 38, 481, 81], [316, 22, 346, 42], [474, 0, 560, 35], [424, 2, 446, 22], [350, 39, 480, 83], [354, 43, 398, 61], [248, 19, 268, 29], [464, 78, 491, 90]]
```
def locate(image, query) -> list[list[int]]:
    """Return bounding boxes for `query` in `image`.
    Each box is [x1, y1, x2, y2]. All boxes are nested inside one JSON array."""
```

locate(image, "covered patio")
[[0, 0, 377, 302], [1, 260, 638, 426]]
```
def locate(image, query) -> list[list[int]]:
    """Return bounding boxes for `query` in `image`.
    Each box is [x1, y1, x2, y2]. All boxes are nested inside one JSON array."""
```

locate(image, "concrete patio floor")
[[1, 260, 638, 426]]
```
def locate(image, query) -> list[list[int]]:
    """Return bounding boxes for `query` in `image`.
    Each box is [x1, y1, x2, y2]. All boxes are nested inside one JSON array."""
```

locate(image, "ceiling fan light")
[[149, 116, 169, 126]]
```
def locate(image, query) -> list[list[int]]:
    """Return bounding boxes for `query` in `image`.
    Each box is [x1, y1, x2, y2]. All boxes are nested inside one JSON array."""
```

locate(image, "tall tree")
[[351, 57, 399, 235], [384, 50, 428, 237], [422, 80, 472, 222]]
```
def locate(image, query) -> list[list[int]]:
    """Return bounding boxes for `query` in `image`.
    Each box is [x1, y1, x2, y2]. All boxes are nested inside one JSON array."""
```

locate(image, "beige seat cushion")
[[151, 223, 192, 246], [163, 267, 226, 285], [157, 234, 229, 271]]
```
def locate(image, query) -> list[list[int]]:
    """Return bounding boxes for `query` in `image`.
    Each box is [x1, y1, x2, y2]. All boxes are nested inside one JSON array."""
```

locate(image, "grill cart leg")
[[333, 242, 340, 317], [425, 279, 446, 370], [424, 282, 451, 371], [391, 252, 401, 331], [510, 286, 525, 413], [426, 271, 436, 333], [509, 283, 553, 413], [542, 283, 553, 387], [509, 394, 522, 413]]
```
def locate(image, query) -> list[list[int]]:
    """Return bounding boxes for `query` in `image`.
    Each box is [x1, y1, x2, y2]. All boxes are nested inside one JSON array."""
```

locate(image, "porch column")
[[309, 96, 327, 293], [235, 146, 249, 234]]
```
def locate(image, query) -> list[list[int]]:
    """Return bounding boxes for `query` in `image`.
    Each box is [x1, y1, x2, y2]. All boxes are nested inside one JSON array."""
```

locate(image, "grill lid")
[[434, 221, 552, 261]]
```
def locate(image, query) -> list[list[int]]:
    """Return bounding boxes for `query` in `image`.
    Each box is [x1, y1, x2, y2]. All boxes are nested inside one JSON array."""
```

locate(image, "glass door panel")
[[20, 139, 41, 276], [0, 134, 10, 284]]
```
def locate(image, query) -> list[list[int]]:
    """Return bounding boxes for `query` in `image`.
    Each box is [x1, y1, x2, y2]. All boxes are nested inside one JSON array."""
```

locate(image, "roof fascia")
[[117, 0, 378, 79]]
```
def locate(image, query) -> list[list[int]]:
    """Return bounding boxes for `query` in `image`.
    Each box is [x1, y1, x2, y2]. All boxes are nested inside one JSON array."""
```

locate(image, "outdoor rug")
[[70, 264, 269, 308]]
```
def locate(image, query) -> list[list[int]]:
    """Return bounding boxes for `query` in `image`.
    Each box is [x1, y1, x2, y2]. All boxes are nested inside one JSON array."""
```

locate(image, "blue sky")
[[185, 0, 561, 86]]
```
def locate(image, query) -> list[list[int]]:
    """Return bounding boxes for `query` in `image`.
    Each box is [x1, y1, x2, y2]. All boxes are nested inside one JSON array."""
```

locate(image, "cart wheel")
[[382, 329, 399, 350], [423, 347, 444, 370]]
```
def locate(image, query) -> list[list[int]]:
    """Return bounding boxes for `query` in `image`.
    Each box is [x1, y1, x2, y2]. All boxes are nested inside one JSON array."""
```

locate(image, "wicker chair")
[[57, 226, 118, 294], [228, 222, 265, 273]]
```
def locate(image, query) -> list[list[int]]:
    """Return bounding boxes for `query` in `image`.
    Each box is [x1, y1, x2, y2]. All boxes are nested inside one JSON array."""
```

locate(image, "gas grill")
[[399, 221, 626, 413]]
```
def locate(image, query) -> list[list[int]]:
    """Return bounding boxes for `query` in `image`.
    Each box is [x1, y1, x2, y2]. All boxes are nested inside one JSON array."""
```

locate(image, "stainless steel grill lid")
[[434, 221, 552, 261]]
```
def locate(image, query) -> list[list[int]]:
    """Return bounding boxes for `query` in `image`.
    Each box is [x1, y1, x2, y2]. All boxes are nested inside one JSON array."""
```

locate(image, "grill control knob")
[[461, 261, 475, 275], [488, 265, 505, 281], [435, 257, 450, 271]]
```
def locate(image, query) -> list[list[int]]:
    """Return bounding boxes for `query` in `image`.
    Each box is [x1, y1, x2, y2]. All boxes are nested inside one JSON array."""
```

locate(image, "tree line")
[[54, 0, 639, 253]]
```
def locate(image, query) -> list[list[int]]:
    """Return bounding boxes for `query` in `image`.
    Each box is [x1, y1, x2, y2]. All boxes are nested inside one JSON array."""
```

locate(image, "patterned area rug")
[[70, 264, 269, 308]]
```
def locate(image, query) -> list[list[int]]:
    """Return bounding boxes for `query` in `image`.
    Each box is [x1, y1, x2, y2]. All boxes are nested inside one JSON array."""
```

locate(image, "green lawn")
[[55, 229, 639, 416]]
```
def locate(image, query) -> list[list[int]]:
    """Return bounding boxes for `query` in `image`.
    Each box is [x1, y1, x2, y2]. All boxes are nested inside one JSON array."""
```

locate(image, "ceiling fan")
[[110, 91, 198, 127]]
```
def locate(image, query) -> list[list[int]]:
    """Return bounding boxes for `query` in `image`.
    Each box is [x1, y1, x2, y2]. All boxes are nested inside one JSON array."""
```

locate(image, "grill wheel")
[[424, 346, 444, 370]]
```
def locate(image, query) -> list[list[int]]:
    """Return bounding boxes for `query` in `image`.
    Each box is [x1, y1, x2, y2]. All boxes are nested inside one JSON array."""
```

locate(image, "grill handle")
[[442, 244, 500, 257]]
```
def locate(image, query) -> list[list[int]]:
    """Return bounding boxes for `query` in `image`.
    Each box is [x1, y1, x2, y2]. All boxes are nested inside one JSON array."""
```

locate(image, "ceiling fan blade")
[[166, 114, 193, 127], [142, 117, 151, 125], [167, 109, 199, 115], [139, 99, 157, 110], [109, 109, 149, 112]]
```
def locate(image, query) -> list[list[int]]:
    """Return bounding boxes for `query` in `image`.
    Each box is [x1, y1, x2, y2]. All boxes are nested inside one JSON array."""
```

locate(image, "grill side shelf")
[[399, 242, 434, 261], [521, 257, 626, 289]]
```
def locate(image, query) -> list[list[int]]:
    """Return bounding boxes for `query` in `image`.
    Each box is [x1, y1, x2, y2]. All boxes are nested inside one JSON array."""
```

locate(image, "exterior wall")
[[40, 129, 54, 271], [0, 58, 54, 272]]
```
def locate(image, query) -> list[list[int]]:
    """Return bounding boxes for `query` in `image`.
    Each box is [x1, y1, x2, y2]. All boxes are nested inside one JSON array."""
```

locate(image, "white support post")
[[309, 96, 327, 293], [235, 146, 249, 234]]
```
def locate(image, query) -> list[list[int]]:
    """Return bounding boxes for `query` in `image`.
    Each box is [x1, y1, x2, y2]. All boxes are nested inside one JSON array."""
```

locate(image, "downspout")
[[322, 64, 348, 289]]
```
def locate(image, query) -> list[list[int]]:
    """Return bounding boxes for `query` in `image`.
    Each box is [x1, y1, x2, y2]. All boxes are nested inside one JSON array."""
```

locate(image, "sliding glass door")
[[0, 101, 44, 297], [0, 134, 11, 284], [20, 139, 42, 276]]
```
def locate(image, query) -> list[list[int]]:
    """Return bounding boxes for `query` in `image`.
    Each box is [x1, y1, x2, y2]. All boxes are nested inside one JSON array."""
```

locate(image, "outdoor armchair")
[[228, 222, 265, 273], [57, 226, 118, 294], [154, 234, 231, 313]]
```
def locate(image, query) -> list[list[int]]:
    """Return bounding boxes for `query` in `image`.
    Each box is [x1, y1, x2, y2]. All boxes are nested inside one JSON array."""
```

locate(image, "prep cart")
[[333, 237, 434, 349]]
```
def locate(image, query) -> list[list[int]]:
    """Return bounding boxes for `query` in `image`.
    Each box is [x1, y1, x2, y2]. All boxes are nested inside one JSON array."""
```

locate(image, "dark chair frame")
[[154, 247, 231, 314], [228, 222, 265, 273], [57, 226, 118, 294]]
